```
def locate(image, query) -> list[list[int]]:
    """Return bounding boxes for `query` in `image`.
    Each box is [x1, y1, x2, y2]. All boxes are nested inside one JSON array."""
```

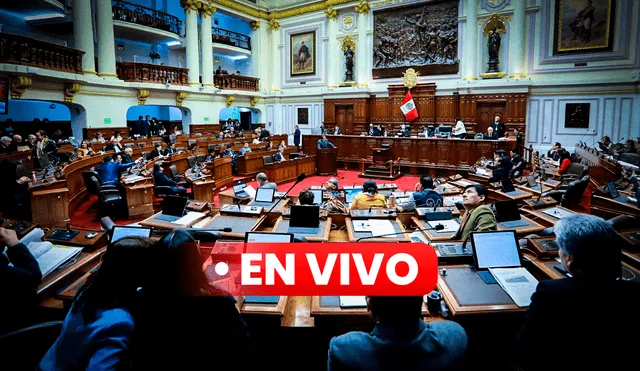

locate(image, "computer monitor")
[[163, 195, 188, 217], [494, 200, 522, 222], [245, 232, 294, 242], [501, 179, 516, 193], [471, 230, 522, 270], [527, 175, 538, 188], [310, 189, 323, 206], [233, 182, 246, 193], [289, 205, 320, 228], [255, 187, 275, 203], [111, 226, 152, 242]]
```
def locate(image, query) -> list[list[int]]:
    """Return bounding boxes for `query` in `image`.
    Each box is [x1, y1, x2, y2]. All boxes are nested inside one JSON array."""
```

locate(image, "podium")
[[316, 148, 337, 175]]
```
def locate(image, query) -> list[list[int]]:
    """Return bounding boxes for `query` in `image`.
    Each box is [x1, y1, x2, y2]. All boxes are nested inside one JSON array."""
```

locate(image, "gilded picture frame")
[[554, 0, 615, 54], [290, 31, 316, 76]]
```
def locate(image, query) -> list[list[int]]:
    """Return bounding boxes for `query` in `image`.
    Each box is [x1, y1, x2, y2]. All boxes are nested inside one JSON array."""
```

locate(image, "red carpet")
[[70, 170, 421, 229]]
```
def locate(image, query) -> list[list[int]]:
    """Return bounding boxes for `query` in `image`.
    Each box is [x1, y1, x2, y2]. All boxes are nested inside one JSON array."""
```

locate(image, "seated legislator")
[[453, 185, 497, 243], [256, 172, 278, 190], [298, 190, 315, 205], [487, 156, 513, 183], [396, 176, 443, 212], [96, 155, 138, 186], [146, 144, 166, 161], [240, 143, 252, 155], [153, 163, 187, 196], [121, 147, 134, 163], [547, 142, 563, 160], [37, 237, 152, 371], [0, 228, 41, 335], [515, 214, 640, 370], [453, 118, 466, 139], [163, 142, 178, 156], [328, 296, 468, 371], [351, 180, 386, 210], [334, 126, 343, 135], [273, 148, 285, 162], [76, 140, 95, 158], [482, 127, 497, 140], [317, 135, 336, 149], [557, 149, 572, 174]]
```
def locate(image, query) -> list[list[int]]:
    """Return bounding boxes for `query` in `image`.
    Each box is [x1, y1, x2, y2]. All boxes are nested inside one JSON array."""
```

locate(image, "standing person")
[[32, 130, 58, 169], [293, 125, 301, 152], [490, 115, 505, 139], [317, 135, 336, 149], [453, 118, 466, 139], [37, 237, 152, 371]]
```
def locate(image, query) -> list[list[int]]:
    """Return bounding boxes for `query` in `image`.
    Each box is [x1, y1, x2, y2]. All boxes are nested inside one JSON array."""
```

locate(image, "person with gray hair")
[[515, 214, 640, 370], [256, 172, 278, 190], [0, 136, 11, 154]]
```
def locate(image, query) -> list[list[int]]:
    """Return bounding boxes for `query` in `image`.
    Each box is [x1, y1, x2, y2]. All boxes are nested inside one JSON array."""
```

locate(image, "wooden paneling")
[[190, 124, 222, 134], [83, 127, 130, 141], [31, 187, 69, 227], [262, 156, 316, 184], [125, 183, 154, 218], [324, 101, 336, 124], [208, 157, 233, 189]]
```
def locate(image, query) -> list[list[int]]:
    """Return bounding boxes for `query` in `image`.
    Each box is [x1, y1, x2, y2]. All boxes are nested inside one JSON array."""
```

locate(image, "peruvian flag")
[[400, 90, 419, 122]]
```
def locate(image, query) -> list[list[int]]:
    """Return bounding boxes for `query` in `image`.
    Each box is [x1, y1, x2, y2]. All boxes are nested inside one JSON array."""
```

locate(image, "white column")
[[327, 16, 338, 88], [509, 0, 526, 78], [199, 5, 214, 86], [270, 26, 281, 92], [184, 4, 200, 85], [356, 10, 368, 86], [73, 0, 95, 74], [95, 0, 117, 77], [463, 0, 478, 80], [251, 22, 266, 84]]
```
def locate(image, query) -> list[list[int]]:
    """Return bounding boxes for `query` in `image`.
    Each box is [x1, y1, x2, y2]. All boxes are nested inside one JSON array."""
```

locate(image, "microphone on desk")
[[355, 224, 445, 242], [264, 173, 307, 215]]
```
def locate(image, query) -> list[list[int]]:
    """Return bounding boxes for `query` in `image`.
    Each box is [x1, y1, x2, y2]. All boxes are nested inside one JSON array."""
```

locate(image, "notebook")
[[339, 296, 367, 308], [26, 241, 83, 278]]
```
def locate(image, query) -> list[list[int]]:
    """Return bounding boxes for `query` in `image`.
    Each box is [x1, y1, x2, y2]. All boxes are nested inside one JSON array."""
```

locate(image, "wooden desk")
[[412, 217, 457, 242], [345, 217, 408, 242], [159, 152, 191, 176], [496, 215, 545, 236], [217, 188, 251, 207], [436, 265, 525, 317], [241, 296, 289, 327], [124, 179, 154, 218], [29, 181, 70, 227], [620, 229, 640, 268], [590, 195, 640, 218], [263, 156, 316, 184], [433, 185, 463, 196], [449, 179, 480, 188], [521, 206, 576, 227], [515, 183, 554, 195], [202, 214, 264, 238], [44, 225, 108, 250], [272, 217, 332, 242], [247, 198, 289, 213], [528, 256, 640, 283], [490, 188, 534, 202], [204, 157, 233, 190], [523, 196, 558, 210], [0, 219, 37, 238], [316, 148, 337, 175], [56, 269, 95, 308], [139, 211, 208, 229], [184, 171, 216, 202]]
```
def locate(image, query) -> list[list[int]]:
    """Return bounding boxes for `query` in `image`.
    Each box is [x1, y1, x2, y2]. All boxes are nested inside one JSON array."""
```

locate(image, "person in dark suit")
[[95, 155, 138, 185], [328, 296, 468, 371], [488, 156, 513, 183], [259, 129, 270, 141], [0, 228, 41, 335], [515, 214, 640, 371], [152, 163, 187, 196], [317, 135, 336, 149], [146, 144, 166, 160], [396, 176, 443, 212], [482, 127, 497, 140], [293, 125, 301, 151], [334, 126, 343, 135], [490, 115, 505, 138], [273, 148, 285, 162], [133, 230, 252, 370], [256, 172, 278, 190], [163, 142, 177, 156]]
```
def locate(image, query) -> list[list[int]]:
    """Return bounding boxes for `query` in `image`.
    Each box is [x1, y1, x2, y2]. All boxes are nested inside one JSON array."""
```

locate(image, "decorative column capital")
[[11, 76, 32, 99], [64, 83, 82, 103], [268, 19, 280, 31], [176, 92, 188, 107], [355, 0, 370, 14], [250, 20, 260, 30], [250, 96, 259, 107], [198, 2, 216, 17], [180, 0, 199, 12], [138, 89, 149, 105], [226, 95, 235, 107], [325, 6, 339, 20]]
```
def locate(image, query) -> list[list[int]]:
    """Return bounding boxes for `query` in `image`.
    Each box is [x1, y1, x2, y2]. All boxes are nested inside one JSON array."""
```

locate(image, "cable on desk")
[[330, 223, 337, 230], [519, 247, 539, 262], [620, 266, 637, 281]]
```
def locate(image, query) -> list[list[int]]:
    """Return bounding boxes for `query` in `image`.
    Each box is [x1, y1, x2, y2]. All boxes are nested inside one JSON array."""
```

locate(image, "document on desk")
[[27, 242, 83, 277], [444, 196, 463, 206], [428, 219, 460, 233], [171, 212, 206, 226], [19, 228, 45, 246], [353, 220, 370, 232], [369, 219, 396, 237], [244, 186, 256, 199], [489, 267, 539, 307]]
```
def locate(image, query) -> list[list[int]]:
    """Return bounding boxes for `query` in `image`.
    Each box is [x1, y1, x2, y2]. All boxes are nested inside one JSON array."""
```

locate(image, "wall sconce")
[[117, 44, 125, 50]]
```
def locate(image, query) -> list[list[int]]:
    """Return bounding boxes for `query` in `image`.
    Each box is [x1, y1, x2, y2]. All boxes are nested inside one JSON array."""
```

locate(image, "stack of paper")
[[352, 219, 397, 237], [27, 241, 83, 278], [489, 267, 539, 307], [171, 212, 206, 226]]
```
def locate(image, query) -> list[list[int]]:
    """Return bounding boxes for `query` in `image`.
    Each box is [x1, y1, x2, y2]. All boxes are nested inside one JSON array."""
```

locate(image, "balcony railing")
[[0, 32, 83, 74], [212, 27, 251, 51], [214, 74, 259, 91], [112, 0, 183, 37], [116, 62, 188, 85]]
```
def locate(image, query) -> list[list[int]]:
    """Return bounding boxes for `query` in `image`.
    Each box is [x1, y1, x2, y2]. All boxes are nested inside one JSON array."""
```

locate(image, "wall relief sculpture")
[[372, 0, 459, 79]]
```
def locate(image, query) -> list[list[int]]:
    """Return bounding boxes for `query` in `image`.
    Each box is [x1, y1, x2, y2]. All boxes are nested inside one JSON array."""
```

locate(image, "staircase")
[[359, 164, 402, 180]]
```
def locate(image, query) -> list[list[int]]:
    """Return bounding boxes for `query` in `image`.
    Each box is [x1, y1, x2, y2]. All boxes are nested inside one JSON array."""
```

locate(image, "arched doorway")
[[126, 105, 191, 135], [0, 99, 86, 140], [219, 107, 261, 131]]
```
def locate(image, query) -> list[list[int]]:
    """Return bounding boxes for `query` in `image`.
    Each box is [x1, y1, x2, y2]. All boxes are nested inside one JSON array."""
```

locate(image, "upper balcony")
[[112, 0, 183, 43], [0, 32, 83, 74], [212, 27, 251, 55]]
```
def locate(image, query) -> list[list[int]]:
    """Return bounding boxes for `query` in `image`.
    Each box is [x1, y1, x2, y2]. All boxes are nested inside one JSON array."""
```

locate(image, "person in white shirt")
[[91, 133, 106, 143], [454, 119, 466, 139]]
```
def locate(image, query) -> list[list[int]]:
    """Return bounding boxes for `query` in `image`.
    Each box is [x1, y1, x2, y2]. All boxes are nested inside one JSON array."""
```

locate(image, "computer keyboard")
[[252, 201, 273, 207], [155, 214, 181, 222], [287, 227, 320, 235], [477, 270, 497, 284], [499, 220, 528, 228]]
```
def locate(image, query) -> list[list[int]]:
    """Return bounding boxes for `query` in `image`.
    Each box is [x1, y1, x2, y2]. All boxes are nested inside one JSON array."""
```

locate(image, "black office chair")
[[187, 156, 197, 168], [208, 144, 216, 153], [541, 175, 590, 210], [83, 171, 117, 212], [0, 321, 63, 371], [620, 153, 640, 166], [559, 163, 588, 184], [196, 154, 207, 164], [263, 155, 274, 165], [100, 216, 116, 235], [89, 176, 126, 219]]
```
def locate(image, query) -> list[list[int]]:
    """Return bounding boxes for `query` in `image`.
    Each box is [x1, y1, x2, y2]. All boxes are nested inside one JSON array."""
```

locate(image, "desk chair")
[[83, 171, 117, 211], [559, 163, 588, 184], [263, 155, 274, 165], [187, 156, 196, 168], [89, 176, 126, 219], [141, 151, 150, 159], [474, 133, 484, 139], [196, 154, 207, 164], [620, 153, 639, 166], [100, 216, 116, 234], [0, 321, 63, 371], [541, 176, 589, 210]]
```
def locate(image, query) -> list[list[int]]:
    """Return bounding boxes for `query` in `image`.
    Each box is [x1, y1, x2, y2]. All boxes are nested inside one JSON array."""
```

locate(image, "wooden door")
[[336, 105, 354, 133], [476, 103, 506, 134]]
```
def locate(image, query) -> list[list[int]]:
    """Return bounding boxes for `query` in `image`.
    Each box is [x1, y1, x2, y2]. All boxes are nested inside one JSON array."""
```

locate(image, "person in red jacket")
[[558, 149, 572, 174]]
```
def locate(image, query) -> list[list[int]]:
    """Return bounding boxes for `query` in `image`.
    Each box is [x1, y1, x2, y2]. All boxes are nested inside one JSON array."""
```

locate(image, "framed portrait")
[[297, 107, 309, 125], [554, 0, 615, 54], [0, 76, 8, 115], [564, 103, 590, 129], [290, 31, 315, 77]]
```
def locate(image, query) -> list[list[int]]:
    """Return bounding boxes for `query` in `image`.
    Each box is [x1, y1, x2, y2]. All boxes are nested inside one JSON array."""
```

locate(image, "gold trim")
[[203, 83, 217, 86], [82, 70, 97, 75], [97, 72, 119, 77], [250, 20, 260, 30], [211, 0, 358, 20], [509, 73, 527, 79], [76, 91, 137, 97], [341, 34, 356, 51], [327, 85, 339, 88], [532, 89, 638, 96], [189, 81, 201, 85], [325, 6, 339, 20], [357, 82, 369, 87], [355, 0, 370, 14], [339, 81, 356, 87], [557, 0, 612, 52], [402, 68, 419, 89], [269, 87, 281, 92], [480, 72, 507, 79], [462, 76, 478, 81]]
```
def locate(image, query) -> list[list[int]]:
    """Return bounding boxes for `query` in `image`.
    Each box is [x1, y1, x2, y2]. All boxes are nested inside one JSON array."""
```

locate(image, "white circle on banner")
[[215, 262, 229, 276]]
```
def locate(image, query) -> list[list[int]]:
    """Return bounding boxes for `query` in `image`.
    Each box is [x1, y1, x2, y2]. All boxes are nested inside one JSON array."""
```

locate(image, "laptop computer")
[[345, 189, 362, 205], [526, 175, 540, 189], [111, 226, 152, 242], [252, 187, 276, 207], [155, 196, 188, 222], [501, 179, 517, 194], [245, 232, 294, 243], [470, 230, 522, 284], [494, 200, 528, 228], [309, 189, 324, 206], [233, 182, 249, 198], [287, 205, 321, 235], [606, 181, 629, 203]]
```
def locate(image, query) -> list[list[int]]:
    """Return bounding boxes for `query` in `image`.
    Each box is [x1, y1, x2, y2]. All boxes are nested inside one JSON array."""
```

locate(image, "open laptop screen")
[[245, 232, 294, 242], [494, 200, 521, 222], [606, 182, 620, 198], [289, 205, 320, 228], [471, 231, 521, 269], [163, 196, 188, 217], [233, 183, 246, 193], [255, 187, 275, 203], [112, 226, 152, 242], [310, 189, 323, 206]]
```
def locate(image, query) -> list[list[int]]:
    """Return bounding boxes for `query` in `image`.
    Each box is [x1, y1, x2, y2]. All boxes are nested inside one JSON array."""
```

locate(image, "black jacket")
[[0, 243, 42, 334], [153, 170, 177, 187], [515, 277, 640, 370], [488, 166, 510, 183], [490, 121, 505, 138]]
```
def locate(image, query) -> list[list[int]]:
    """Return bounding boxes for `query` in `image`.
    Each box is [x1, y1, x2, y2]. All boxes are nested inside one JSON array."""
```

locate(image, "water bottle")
[[389, 194, 396, 208], [31, 171, 37, 182]]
